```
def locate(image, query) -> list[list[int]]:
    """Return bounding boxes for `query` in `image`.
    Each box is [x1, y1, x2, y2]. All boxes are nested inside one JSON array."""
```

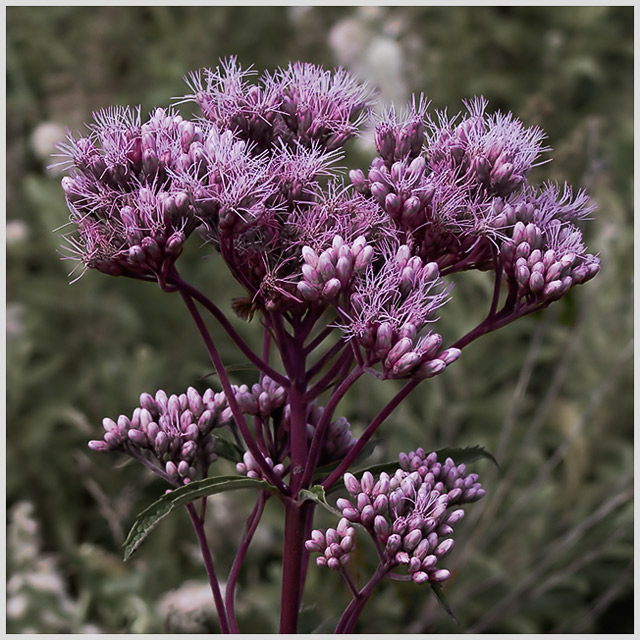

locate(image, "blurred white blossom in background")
[[7, 502, 103, 633], [157, 580, 218, 633]]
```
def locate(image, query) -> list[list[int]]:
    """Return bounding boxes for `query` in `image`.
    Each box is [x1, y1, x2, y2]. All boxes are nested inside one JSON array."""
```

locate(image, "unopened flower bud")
[[435, 538, 455, 558], [344, 472, 360, 495], [429, 568, 451, 583], [322, 278, 342, 298], [403, 529, 423, 551]]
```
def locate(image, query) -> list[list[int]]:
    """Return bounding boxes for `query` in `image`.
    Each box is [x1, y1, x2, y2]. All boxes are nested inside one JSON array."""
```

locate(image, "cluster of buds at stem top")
[[374, 326, 461, 380], [493, 187, 600, 302], [58, 107, 203, 279], [307, 449, 484, 586], [344, 244, 458, 379], [363, 99, 427, 170], [305, 517, 356, 570], [231, 376, 287, 418], [280, 404, 356, 463], [88, 387, 231, 485], [349, 99, 429, 230], [351, 155, 429, 231], [275, 62, 372, 151], [426, 97, 546, 199], [189, 58, 373, 153], [236, 450, 285, 481], [297, 235, 374, 303]]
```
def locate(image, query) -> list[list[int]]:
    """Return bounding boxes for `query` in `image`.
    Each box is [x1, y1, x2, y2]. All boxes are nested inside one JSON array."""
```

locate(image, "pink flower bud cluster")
[[351, 155, 430, 231], [280, 404, 356, 463], [186, 58, 282, 152], [59, 107, 202, 278], [296, 235, 373, 303], [231, 376, 288, 418], [371, 100, 427, 165], [494, 185, 600, 300], [343, 244, 457, 379], [60, 61, 599, 329], [173, 60, 374, 314], [307, 450, 484, 585], [426, 97, 546, 199], [88, 387, 231, 485], [236, 450, 285, 481], [275, 62, 372, 151], [189, 57, 372, 153], [349, 99, 432, 233], [173, 124, 275, 240], [349, 95, 598, 292], [305, 517, 356, 570]]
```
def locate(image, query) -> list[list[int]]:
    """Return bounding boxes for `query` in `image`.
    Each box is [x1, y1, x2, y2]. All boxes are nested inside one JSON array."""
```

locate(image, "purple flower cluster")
[[342, 244, 458, 379], [232, 376, 288, 418], [297, 235, 374, 303], [305, 517, 356, 570], [89, 387, 231, 485], [60, 60, 598, 388], [306, 449, 484, 586], [236, 450, 286, 481], [496, 184, 600, 302], [295, 405, 356, 463], [58, 107, 202, 280], [351, 96, 600, 290], [188, 59, 371, 152]]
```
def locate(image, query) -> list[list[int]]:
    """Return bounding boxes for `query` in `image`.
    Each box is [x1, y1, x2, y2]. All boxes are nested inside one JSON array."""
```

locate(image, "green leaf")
[[123, 475, 275, 561], [430, 583, 458, 623], [298, 485, 342, 517], [434, 445, 499, 468], [212, 434, 245, 463]]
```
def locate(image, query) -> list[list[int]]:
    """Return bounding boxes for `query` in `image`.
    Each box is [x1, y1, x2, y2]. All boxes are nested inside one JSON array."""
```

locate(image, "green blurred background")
[[6, 6, 633, 634]]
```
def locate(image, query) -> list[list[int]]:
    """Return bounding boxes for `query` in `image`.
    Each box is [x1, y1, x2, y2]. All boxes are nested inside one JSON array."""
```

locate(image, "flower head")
[[58, 107, 202, 280], [339, 243, 456, 379], [89, 386, 231, 485], [184, 57, 373, 152], [306, 449, 484, 585]]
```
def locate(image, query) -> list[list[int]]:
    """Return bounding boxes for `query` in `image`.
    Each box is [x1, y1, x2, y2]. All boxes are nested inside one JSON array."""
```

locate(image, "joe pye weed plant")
[[56, 58, 600, 633]]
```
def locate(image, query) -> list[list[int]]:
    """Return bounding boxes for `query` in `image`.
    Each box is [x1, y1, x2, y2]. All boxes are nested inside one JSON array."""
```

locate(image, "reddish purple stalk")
[[225, 492, 268, 633], [185, 503, 231, 634]]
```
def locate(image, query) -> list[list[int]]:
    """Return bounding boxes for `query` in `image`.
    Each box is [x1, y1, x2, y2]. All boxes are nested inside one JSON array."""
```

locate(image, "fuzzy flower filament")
[[58, 107, 205, 281]]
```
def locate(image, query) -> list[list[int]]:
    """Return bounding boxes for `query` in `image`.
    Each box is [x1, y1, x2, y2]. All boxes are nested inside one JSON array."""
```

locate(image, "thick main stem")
[[279, 499, 313, 633]]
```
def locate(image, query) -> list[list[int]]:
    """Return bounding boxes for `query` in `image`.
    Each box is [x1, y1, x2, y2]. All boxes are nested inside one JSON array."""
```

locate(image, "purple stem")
[[179, 290, 287, 492], [306, 337, 347, 380], [225, 491, 268, 633], [452, 298, 551, 351], [170, 270, 289, 387], [261, 326, 272, 372], [301, 365, 364, 489], [321, 378, 420, 491], [304, 321, 338, 354], [304, 346, 354, 401], [335, 563, 390, 634], [340, 566, 360, 599], [185, 503, 230, 634], [279, 499, 314, 633]]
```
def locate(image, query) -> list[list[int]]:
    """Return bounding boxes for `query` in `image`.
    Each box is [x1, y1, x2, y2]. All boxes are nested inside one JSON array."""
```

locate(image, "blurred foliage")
[[6, 5, 633, 634]]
